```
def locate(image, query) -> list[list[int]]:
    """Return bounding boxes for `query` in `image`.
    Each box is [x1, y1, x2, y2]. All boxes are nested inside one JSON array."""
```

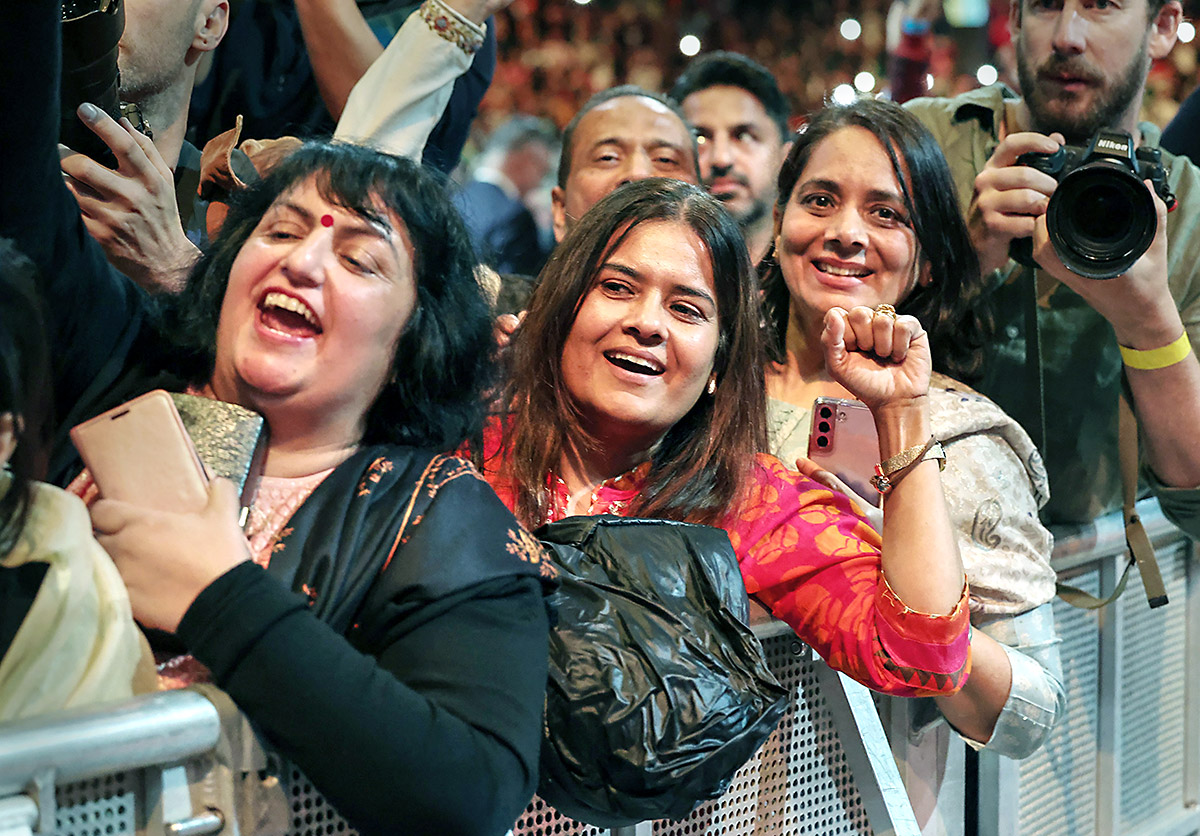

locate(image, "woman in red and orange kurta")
[[485, 178, 971, 698]]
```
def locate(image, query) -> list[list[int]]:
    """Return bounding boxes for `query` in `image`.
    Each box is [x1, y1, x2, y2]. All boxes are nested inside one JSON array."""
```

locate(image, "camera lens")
[[818, 405, 833, 419], [1068, 182, 1126, 243], [815, 436, 829, 449], [817, 421, 831, 433], [1046, 160, 1156, 279]]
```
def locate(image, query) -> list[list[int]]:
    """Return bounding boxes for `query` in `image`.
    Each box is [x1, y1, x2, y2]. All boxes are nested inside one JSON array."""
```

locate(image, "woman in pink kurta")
[[482, 178, 971, 697]]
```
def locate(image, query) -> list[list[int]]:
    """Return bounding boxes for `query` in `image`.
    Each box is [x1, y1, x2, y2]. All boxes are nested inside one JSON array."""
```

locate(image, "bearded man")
[[905, 0, 1200, 537], [670, 52, 791, 263]]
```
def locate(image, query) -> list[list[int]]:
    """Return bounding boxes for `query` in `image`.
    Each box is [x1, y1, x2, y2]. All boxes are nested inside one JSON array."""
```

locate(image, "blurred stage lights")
[[832, 84, 857, 105], [680, 34, 701, 56], [572, 0, 591, 5], [1180, 20, 1195, 43], [840, 18, 862, 41], [976, 64, 998, 86], [854, 71, 876, 93]]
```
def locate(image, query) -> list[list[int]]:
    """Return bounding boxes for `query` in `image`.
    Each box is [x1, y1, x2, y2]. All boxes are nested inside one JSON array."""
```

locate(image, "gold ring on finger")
[[872, 303, 897, 321]]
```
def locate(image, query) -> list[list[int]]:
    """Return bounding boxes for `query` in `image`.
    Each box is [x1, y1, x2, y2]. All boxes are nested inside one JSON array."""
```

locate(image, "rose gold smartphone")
[[70, 389, 209, 513], [807, 397, 881, 507]]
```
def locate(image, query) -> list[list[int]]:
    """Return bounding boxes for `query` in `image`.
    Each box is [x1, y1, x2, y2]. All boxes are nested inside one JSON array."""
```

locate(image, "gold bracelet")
[[419, 0, 486, 56], [870, 436, 945, 494], [1119, 331, 1192, 371]]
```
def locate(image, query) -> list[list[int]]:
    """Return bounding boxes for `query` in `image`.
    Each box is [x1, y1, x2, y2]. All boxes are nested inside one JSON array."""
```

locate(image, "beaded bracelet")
[[1119, 331, 1193, 371], [419, 0, 486, 56]]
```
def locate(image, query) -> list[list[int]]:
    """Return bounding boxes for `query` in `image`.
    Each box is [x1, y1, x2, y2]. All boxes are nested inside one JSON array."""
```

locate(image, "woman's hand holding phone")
[[794, 456, 884, 532], [90, 478, 251, 633]]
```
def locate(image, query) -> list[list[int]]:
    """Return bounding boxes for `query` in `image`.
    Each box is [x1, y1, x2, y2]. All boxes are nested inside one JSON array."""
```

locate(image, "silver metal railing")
[[4, 503, 1190, 836]]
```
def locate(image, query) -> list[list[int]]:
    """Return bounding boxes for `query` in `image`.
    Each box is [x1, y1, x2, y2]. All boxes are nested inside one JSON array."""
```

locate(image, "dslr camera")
[[1009, 129, 1175, 280]]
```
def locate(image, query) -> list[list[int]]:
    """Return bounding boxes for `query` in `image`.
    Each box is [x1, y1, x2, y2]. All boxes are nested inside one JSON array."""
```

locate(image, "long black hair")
[[0, 240, 52, 551], [501, 178, 766, 528], [159, 141, 494, 451], [760, 98, 991, 382]]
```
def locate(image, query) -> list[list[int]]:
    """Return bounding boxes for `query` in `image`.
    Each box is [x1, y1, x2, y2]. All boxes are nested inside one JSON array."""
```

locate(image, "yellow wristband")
[[1119, 332, 1192, 370]]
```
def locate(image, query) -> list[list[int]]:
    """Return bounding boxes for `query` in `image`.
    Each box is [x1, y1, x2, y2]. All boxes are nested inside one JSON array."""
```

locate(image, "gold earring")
[[707, 377, 717, 396]]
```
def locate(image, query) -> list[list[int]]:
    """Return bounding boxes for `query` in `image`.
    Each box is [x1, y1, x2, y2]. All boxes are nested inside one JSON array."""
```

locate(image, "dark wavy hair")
[[0, 240, 52, 552], [760, 98, 991, 382], [158, 141, 494, 451], [499, 178, 766, 528]]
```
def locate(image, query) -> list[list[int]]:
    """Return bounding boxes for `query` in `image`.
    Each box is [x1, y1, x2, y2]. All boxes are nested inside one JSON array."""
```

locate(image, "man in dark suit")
[[454, 116, 559, 277]]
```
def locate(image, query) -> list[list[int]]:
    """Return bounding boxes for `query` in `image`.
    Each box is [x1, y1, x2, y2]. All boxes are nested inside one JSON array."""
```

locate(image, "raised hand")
[[821, 304, 932, 410], [59, 103, 200, 293]]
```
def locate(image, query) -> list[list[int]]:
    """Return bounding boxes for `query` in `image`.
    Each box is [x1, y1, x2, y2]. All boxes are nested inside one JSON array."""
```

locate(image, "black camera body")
[[60, 0, 150, 168], [1009, 130, 1175, 280]]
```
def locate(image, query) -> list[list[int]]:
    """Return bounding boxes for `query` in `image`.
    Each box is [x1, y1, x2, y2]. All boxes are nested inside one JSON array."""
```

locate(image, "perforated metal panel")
[[1119, 543, 1190, 833], [1016, 567, 1101, 836], [511, 633, 875, 836], [653, 635, 872, 836], [54, 772, 137, 836], [511, 796, 603, 836], [281, 764, 357, 836]]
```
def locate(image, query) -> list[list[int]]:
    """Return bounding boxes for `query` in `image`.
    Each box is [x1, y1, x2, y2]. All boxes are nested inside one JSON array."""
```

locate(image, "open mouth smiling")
[[259, 290, 323, 338], [814, 259, 870, 279], [604, 349, 665, 376]]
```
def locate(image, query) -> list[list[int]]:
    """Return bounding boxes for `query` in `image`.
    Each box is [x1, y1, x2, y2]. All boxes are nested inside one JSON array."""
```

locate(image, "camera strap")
[[1023, 271, 1048, 455], [1010, 264, 1169, 611], [1055, 389, 1169, 610]]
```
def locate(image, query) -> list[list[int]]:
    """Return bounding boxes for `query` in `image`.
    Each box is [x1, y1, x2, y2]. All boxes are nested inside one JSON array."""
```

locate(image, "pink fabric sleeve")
[[724, 455, 970, 697]]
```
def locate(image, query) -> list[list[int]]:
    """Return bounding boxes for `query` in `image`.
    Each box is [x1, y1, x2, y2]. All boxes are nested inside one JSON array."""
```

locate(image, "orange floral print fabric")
[[479, 422, 970, 697]]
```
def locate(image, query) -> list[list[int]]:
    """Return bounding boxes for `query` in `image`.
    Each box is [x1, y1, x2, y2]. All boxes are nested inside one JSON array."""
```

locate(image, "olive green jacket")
[[906, 85, 1200, 536]]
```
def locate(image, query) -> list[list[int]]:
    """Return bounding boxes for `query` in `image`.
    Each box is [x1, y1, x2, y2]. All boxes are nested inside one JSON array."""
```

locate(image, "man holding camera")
[[905, 0, 1200, 537], [58, 0, 230, 292]]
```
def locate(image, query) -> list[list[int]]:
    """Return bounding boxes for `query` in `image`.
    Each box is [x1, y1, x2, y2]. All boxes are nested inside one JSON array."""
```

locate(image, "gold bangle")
[[870, 436, 945, 494], [1119, 331, 1192, 371]]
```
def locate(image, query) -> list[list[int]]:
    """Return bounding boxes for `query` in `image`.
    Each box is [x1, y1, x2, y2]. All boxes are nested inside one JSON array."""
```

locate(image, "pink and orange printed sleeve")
[[724, 455, 970, 697]]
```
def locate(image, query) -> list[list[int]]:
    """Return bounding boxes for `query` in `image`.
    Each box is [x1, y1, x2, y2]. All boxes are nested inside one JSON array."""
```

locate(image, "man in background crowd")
[[59, 0, 232, 289], [551, 85, 699, 242], [493, 84, 698, 334], [905, 0, 1200, 536], [671, 51, 792, 263], [454, 116, 559, 276]]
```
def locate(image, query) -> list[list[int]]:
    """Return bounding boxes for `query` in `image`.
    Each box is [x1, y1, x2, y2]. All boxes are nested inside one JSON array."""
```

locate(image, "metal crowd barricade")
[[880, 499, 1199, 836], [978, 500, 1200, 836], [3, 501, 1193, 836], [0, 622, 920, 836], [0, 691, 222, 836]]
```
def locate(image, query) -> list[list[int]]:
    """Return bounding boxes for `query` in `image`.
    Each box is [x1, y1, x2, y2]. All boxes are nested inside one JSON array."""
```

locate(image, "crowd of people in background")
[[476, 0, 1200, 138]]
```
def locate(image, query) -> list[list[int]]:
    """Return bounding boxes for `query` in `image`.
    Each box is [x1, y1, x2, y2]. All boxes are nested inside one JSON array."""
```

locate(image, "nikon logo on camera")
[[1010, 129, 1174, 279]]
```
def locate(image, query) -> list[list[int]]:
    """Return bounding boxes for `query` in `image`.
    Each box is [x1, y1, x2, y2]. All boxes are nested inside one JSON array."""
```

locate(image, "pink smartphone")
[[70, 389, 209, 513], [807, 397, 881, 507]]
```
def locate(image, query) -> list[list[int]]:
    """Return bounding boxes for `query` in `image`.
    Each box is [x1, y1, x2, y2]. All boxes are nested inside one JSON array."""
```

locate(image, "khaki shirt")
[[906, 85, 1200, 535]]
